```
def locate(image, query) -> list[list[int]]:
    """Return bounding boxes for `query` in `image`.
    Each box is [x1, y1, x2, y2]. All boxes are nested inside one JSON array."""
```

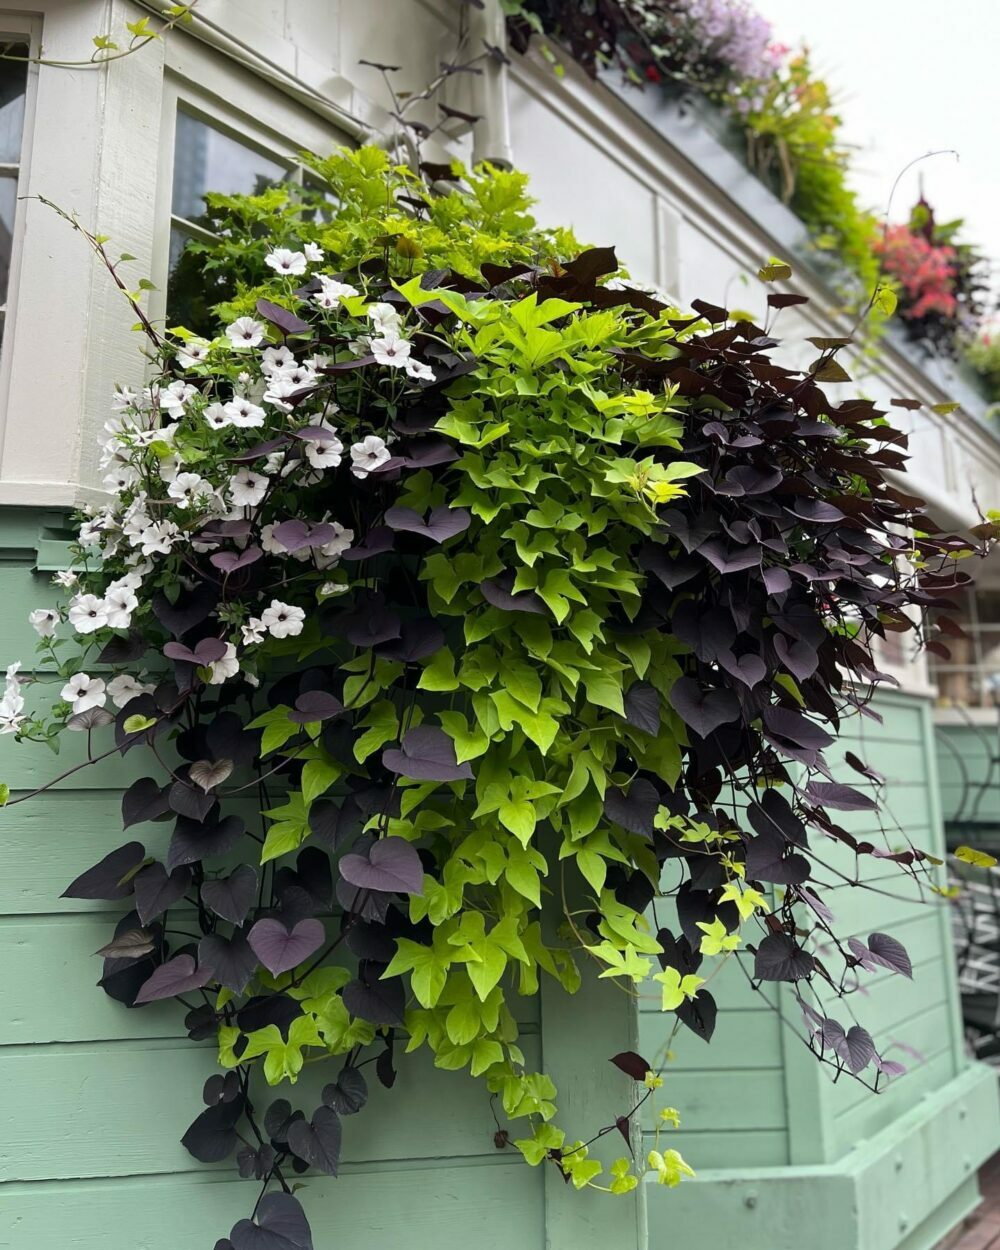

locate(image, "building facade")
[[0, 3, 998, 1248]]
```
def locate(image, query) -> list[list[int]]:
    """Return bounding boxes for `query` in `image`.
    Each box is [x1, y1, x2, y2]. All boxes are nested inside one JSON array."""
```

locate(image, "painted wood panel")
[[0, 1162, 543, 1250], [0, 540, 551, 1247]]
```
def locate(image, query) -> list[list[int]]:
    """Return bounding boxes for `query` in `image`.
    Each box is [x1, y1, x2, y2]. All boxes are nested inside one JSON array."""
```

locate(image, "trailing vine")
[[2, 146, 990, 1248]]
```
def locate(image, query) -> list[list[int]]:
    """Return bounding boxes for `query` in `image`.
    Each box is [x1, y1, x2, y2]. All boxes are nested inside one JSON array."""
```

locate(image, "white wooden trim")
[[0, 11, 42, 438]]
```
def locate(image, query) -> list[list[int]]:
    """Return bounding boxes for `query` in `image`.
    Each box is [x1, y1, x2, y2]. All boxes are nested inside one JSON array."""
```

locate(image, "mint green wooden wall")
[[0, 508, 649, 1250], [2, 507, 996, 1250], [649, 690, 1000, 1250]]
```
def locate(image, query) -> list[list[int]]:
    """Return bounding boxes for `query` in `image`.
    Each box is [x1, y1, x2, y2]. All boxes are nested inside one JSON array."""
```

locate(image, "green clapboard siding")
[[646, 687, 1000, 1250], [0, 510, 646, 1250], [0, 514, 569, 1250]]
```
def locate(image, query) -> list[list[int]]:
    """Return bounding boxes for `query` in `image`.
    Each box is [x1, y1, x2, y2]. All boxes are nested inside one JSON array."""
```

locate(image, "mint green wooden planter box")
[[0, 508, 996, 1250]]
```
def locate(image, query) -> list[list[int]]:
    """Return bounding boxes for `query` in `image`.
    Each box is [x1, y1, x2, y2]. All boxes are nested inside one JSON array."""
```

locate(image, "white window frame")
[[153, 39, 351, 328], [0, 12, 42, 423]]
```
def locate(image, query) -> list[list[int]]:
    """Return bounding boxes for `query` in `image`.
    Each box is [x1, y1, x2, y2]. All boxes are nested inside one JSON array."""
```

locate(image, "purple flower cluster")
[[672, 0, 785, 84]]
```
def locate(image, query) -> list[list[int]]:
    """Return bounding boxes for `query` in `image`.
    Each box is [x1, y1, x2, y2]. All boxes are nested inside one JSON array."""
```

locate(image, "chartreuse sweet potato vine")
[[2, 146, 986, 1248]]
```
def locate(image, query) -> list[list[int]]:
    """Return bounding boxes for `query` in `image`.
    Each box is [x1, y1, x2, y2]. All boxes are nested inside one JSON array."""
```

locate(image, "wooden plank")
[[0, 915, 540, 1044], [640, 1128, 788, 1170], [0, 1035, 543, 1182], [639, 1007, 780, 1073], [812, 954, 950, 1038], [830, 1046, 955, 1159], [0, 790, 282, 915], [828, 1003, 955, 1120], [639, 1068, 786, 1133], [0, 1160, 543, 1250]]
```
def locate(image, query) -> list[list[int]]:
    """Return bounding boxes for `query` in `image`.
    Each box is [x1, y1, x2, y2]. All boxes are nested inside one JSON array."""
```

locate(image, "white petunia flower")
[[223, 397, 266, 428], [367, 302, 403, 334], [207, 642, 240, 685], [314, 275, 359, 309], [103, 464, 140, 494], [111, 386, 138, 413], [303, 242, 324, 262], [350, 435, 391, 479], [261, 376, 301, 413], [78, 517, 107, 548], [226, 317, 267, 350], [0, 691, 25, 734], [305, 435, 344, 469], [265, 248, 307, 277], [176, 337, 211, 368], [68, 594, 109, 635], [319, 580, 350, 597], [104, 584, 139, 630], [157, 454, 182, 484], [316, 522, 354, 568], [106, 673, 155, 709], [260, 600, 306, 639], [123, 512, 153, 548], [28, 608, 59, 638], [107, 571, 144, 594], [405, 357, 436, 382], [242, 617, 266, 646], [370, 331, 411, 368], [229, 468, 269, 508], [140, 520, 180, 557], [260, 524, 284, 556], [275, 362, 317, 388], [60, 672, 106, 714], [261, 344, 296, 375], [53, 570, 78, 589], [167, 472, 211, 508], [203, 402, 231, 430]]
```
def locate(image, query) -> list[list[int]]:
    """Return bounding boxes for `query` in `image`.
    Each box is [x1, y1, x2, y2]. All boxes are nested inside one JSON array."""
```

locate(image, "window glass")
[[0, 43, 29, 359], [171, 111, 288, 224], [0, 174, 16, 304], [167, 110, 294, 330], [0, 47, 27, 165]]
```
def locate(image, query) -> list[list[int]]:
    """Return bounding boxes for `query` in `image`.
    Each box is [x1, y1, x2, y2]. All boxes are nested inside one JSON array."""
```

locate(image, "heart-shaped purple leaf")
[[133, 862, 192, 925], [668, 677, 739, 737], [182, 1096, 245, 1163], [199, 931, 258, 995], [122, 777, 171, 829], [479, 575, 546, 614], [287, 1106, 342, 1176], [257, 297, 309, 336], [164, 637, 228, 666], [247, 917, 325, 976], [384, 505, 471, 543], [135, 953, 215, 1004], [271, 519, 334, 553], [339, 836, 425, 896], [229, 1192, 313, 1250], [382, 726, 473, 782], [323, 1067, 368, 1115], [623, 682, 660, 735], [289, 690, 344, 724], [211, 546, 262, 573], [166, 813, 245, 873], [62, 842, 146, 901], [202, 865, 259, 926]]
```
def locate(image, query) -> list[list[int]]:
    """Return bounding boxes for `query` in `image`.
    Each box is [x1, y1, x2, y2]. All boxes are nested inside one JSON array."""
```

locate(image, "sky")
[[755, 0, 1000, 292]]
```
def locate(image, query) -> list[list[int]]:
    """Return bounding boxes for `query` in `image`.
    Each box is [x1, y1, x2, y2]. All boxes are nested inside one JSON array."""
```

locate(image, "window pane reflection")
[[0, 175, 17, 305], [171, 111, 288, 224], [0, 45, 28, 165]]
